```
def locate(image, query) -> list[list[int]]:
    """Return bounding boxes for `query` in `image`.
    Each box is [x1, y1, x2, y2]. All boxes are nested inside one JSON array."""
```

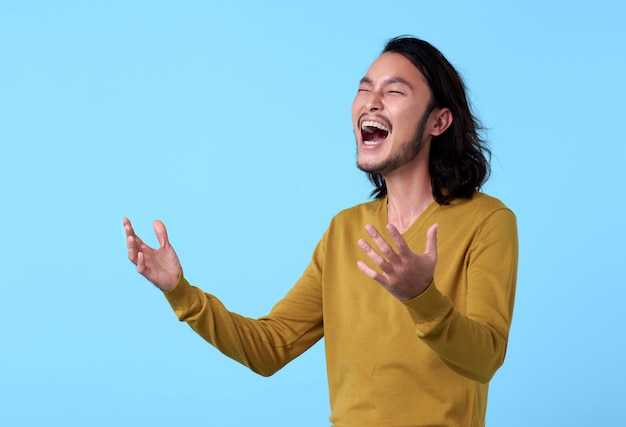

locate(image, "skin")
[[125, 52, 453, 301], [352, 52, 453, 300], [123, 217, 180, 291]]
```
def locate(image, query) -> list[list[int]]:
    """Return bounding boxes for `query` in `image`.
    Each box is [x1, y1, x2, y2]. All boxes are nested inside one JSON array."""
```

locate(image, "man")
[[124, 36, 518, 426]]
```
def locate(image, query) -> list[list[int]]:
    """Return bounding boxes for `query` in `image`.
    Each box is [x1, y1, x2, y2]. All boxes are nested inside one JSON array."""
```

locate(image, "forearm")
[[404, 283, 509, 383], [164, 272, 323, 376]]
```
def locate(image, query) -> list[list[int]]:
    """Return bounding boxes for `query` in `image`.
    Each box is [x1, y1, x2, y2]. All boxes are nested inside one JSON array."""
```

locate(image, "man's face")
[[352, 52, 435, 177]]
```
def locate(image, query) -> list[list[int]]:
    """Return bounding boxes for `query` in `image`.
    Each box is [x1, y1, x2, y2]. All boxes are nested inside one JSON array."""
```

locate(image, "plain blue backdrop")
[[1, 1, 625, 426]]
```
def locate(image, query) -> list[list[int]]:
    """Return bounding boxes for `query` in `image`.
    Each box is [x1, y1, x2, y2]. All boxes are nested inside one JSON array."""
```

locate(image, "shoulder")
[[460, 192, 509, 208], [437, 192, 517, 234], [434, 193, 517, 255], [447, 192, 514, 216], [332, 197, 385, 222]]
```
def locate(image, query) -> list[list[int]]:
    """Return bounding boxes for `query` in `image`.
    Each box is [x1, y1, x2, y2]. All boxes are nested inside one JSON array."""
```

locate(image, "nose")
[[365, 90, 383, 111]]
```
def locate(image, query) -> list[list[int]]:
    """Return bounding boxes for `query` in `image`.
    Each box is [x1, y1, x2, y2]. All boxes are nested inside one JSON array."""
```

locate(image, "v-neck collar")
[[376, 195, 440, 238]]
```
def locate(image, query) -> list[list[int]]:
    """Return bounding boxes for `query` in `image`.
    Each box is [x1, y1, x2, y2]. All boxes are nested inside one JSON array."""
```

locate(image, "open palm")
[[123, 217, 181, 291]]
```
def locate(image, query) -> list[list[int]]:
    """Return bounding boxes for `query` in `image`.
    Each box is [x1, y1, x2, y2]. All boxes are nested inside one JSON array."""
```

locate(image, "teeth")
[[363, 140, 381, 146], [361, 120, 389, 132]]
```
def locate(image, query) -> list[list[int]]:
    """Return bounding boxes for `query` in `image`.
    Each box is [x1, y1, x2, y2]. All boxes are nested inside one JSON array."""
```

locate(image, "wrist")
[[160, 268, 182, 292]]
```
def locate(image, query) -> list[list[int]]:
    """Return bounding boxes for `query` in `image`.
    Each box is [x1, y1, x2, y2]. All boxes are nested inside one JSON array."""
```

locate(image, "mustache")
[[357, 113, 393, 133]]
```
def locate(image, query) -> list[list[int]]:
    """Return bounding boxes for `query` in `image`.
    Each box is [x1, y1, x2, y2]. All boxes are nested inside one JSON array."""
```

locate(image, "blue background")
[[1, 1, 625, 425]]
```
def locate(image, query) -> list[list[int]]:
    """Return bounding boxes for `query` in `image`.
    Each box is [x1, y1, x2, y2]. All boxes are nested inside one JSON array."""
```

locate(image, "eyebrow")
[[359, 76, 414, 89]]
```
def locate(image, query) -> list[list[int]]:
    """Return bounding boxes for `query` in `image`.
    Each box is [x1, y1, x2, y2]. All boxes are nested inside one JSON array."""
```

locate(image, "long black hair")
[[367, 36, 490, 205]]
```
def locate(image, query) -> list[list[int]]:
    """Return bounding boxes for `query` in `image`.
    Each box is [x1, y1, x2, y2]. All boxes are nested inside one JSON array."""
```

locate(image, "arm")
[[164, 268, 324, 376], [357, 210, 518, 383], [124, 218, 324, 376]]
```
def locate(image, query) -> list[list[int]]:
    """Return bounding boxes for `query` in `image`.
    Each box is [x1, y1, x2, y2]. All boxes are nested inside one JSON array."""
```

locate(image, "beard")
[[356, 107, 432, 177]]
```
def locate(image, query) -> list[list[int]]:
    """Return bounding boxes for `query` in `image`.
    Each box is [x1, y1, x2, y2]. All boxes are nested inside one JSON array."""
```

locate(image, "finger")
[[358, 238, 393, 274], [127, 234, 138, 263], [136, 251, 147, 274], [124, 217, 140, 263], [365, 224, 398, 261], [126, 221, 147, 249], [424, 223, 439, 257], [385, 223, 411, 255], [122, 217, 136, 239], [123, 217, 147, 248], [357, 260, 383, 282], [153, 220, 169, 249]]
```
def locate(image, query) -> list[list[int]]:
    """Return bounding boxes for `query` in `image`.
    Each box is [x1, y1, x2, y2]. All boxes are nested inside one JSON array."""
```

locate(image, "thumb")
[[424, 223, 439, 257], [152, 219, 170, 248]]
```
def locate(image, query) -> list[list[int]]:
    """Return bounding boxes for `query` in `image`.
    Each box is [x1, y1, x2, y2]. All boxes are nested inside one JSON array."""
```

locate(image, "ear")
[[429, 108, 453, 137]]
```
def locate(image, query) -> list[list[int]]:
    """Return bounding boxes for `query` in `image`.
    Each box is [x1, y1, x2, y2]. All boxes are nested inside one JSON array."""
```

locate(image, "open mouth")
[[361, 120, 389, 146]]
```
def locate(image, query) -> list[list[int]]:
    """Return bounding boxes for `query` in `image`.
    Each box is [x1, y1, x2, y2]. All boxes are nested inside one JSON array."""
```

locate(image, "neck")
[[386, 180, 434, 234], [384, 158, 434, 233]]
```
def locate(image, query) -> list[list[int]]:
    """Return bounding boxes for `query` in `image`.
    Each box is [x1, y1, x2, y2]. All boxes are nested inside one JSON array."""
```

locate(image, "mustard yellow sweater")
[[164, 192, 518, 426]]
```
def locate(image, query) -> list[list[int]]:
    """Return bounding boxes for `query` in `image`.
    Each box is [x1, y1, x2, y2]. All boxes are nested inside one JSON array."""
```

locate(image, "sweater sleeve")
[[403, 208, 518, 383], [163, 236, 326, 377]]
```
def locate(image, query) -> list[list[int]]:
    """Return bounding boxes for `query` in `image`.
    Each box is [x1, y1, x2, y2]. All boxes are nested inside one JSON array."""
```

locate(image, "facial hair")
[[356, 106, 433, 177]]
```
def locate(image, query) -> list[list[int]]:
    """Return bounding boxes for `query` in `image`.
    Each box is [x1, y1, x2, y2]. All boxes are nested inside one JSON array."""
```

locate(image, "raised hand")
[[123, 217, 182, 291], [357, 223, 438, 301]]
